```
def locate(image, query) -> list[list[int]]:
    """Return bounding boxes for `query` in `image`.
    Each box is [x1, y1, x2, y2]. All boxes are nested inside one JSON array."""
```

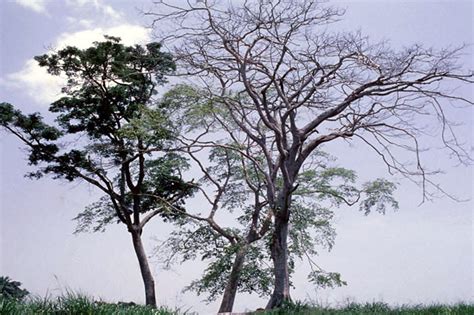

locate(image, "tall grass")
[[1, 295, 473, 314], [0, 292, 180, 315], [263, 301, 474, 315]]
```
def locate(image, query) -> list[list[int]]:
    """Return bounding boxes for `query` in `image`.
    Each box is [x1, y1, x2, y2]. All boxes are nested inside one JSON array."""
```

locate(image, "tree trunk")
[[218, 245, 248, 313], [131, 230, 157, 308], [266, 216, 291, 309]]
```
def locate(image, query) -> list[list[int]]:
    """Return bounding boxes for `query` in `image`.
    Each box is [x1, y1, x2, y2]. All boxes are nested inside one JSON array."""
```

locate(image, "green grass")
[[0, 293, 180, 315], [262, 301, 474, 315], [1, 295, 473, 314]]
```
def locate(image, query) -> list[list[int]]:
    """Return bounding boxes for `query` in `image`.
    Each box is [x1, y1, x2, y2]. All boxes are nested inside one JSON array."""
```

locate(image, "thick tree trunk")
[[131, 231, 157, 308], [266, 216, 291, 309], [218, 245, 248, 313]]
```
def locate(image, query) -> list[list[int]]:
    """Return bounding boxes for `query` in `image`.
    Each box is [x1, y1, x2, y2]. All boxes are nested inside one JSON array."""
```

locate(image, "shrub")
[[0, 276, 29, 301]]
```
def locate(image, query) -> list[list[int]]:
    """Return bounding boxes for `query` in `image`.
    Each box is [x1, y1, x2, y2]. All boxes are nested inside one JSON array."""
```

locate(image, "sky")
[[0, 0, 473, 314]]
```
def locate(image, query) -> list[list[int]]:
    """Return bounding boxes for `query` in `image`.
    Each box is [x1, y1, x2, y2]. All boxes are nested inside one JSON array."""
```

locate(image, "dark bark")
[[218, 245, 248, 313], [131, 230, 157, 308], [266, 216, 291, 309]]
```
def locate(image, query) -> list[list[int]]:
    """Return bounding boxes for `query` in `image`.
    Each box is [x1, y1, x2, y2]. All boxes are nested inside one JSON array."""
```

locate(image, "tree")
[[150, 0, 473, 308], [0, 37, 195, 307], [0, 276, 29, 301], [155, 88, 278, 312], [156, 85, 397, 313]]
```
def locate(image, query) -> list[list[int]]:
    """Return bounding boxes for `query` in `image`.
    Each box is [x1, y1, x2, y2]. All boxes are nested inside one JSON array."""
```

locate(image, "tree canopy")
[[0, 37, 195, 308], [0, 277, 29, 301]]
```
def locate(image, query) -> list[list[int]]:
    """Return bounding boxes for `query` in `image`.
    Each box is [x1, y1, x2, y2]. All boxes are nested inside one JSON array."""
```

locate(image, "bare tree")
[[149, 0, 473, 309], [159, 84, 398, 313]]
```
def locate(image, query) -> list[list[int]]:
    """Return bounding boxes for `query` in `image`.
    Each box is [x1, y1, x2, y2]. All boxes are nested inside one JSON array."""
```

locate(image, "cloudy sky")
[[0, 0, 472, 314]]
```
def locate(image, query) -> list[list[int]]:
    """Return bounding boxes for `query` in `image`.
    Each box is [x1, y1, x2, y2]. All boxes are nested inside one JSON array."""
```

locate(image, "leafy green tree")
[[161, 146, 397, 312], [0, 276, 29, 301], [0, 37, 195, 307]]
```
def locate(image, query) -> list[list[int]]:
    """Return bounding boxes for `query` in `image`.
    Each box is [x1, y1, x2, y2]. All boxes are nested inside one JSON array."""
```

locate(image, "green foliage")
[[1, 37, 195, 234], [296, 167, 359, 205], [160, 153, 342, 299], [158, 143, 399, 301], [73, 196, 118, 233], [184, 243, 273, 302], [205, 146, 257, 211], [161, 220, 273, 301], [307, 270, 346, 289], [294, 159, 399, 216], [161, 84, 219, 132], [0, 276, 29, 301], [163, 222, 230, 263], [289, 203, 335, 252], [0, 103, 64, 177], [360, 179, 399, 215]]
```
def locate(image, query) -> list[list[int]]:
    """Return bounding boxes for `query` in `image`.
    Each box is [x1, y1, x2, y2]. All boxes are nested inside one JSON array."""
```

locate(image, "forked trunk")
[[266, 216, 291, 309], [131, 231, 157, 308], [218, 245, 248, 313]]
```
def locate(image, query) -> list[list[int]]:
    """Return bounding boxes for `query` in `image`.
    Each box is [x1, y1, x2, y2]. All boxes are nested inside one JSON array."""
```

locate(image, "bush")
[[0, 276, 29, 301]]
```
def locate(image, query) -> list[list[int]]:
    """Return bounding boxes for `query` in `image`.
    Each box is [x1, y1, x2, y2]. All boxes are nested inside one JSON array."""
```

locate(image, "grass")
[[1, 295, 472, 314], [262, 301, 474, 315], [0, 293, 180, 315]]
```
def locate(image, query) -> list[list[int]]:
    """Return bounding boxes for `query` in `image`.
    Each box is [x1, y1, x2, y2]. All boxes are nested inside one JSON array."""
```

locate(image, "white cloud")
[[101, 4, 121, 20], [55, 24, 151, 49], [3, 60, 65, 104], [65, 0, 123, 20], [14, 0, 48, 14], [14, 0, 123, 20], [2, 24, 152, 105], [66, 17, 95, 29]]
